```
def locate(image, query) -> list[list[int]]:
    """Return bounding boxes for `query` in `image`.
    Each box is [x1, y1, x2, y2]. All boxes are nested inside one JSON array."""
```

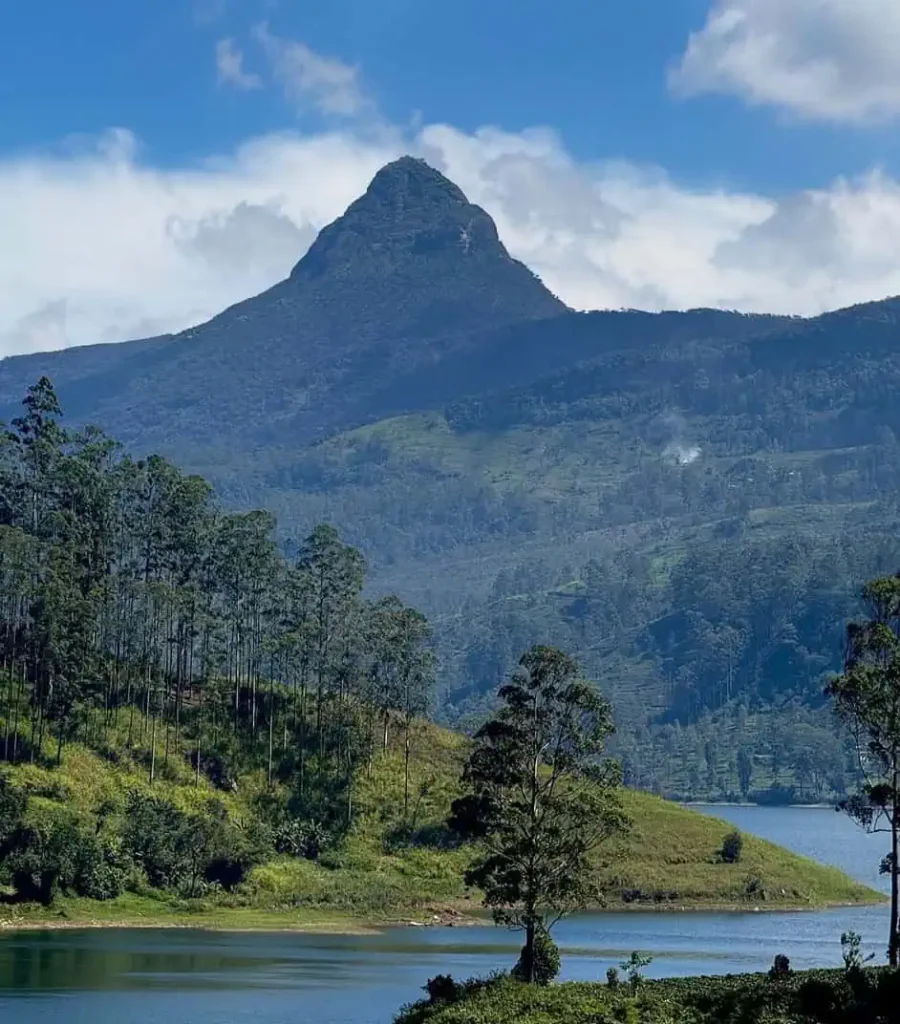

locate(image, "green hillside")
[[0, 709, 879, 932]]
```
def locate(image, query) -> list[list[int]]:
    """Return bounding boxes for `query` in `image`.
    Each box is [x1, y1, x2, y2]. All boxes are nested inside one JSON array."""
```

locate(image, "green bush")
[[272, 818, 329, 861], [769, 954, 792, 978], [121, 790, 264, 896], [0, 774, 26, 859], [512, 926, 561, 986], [7, 816, 87, 905], [619, 952, 653, 996], [720, 830, 744, 864], [394, 969, 899, 1024], [423, 975, 463, 1005], [74, 834, 127, 901]]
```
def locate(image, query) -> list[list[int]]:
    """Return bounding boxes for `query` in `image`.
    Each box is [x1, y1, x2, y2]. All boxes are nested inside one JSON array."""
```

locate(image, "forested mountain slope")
[[3, 157, 900, 800]]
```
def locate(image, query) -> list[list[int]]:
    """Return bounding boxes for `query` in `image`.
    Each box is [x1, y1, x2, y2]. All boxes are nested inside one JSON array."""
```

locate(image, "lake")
[[0, 805, 891, 1024]]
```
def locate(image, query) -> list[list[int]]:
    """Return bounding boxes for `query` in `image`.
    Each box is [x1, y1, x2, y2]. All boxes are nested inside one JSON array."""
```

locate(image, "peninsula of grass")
[[0, 710, 880, 934]]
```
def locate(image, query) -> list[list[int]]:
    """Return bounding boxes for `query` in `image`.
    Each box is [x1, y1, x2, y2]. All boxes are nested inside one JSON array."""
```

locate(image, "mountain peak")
[[289, 156, 534, 287], [365, 155, 469, 207]]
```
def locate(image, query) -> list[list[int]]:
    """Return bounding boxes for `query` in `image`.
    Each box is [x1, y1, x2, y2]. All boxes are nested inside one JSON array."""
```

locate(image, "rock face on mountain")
[[0, 157, 565, 449]]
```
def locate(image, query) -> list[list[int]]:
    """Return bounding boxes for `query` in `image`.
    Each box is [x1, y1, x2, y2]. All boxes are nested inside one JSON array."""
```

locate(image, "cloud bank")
[[671, 0, 900, 124], [6, 15, 900, 359], [6, 120, 900, 356]]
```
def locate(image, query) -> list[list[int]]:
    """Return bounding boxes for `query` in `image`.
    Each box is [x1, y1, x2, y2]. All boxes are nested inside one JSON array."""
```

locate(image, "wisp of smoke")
[[663, 442, 701, 466]]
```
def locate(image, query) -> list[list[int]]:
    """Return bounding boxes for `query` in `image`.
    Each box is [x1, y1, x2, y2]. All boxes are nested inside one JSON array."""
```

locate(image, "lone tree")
[[449, 645, 626, 983], [827, 574, 900, 967]]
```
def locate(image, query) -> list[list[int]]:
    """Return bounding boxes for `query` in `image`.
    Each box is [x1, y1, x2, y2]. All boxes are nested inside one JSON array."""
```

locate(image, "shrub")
[[77, 845, 127, 900], [272, 819, 329, 861], [606, 967, 620, 990], [619, 952, 653, 995], [769, 954, 791, 978], [0, 775, 26, 858], [121, 790, 263, 896], [743, 874, 764, 900], [188, 749, 237, 792], [383, 822, 460, 852], [423, 974, 462, 1005], [7, 816, 86, 905], [512, 925, 561, 986], [720, 830, 744, 864]]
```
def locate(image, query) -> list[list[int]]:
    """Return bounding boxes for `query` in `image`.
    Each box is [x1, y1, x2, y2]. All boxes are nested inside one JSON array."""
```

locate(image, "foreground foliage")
[[394, 967, 900, 1024]]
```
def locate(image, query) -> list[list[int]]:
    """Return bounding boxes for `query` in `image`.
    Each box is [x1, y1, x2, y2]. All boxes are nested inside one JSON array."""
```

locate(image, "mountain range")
[[4, 155, 900, 802]]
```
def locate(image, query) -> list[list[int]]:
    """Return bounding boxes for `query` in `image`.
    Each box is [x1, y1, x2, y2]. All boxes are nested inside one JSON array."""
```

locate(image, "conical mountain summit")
[[288, 155, 565, 326], [0, 157, 566, 447]]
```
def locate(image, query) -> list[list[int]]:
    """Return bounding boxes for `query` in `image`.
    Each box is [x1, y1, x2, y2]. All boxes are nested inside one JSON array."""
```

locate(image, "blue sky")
[[5, 0, 897, 190], [4, 0, 900, 354]]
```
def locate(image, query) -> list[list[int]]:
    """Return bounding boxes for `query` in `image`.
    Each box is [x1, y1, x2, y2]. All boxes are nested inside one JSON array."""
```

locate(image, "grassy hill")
[[0, 710, 880, 932]]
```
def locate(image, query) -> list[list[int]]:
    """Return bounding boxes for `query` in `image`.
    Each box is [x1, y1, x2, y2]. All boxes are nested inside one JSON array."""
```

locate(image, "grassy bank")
[[393, 969, 899, 1024], [595, 790, 880, 910], [0, 711, 881, 934]]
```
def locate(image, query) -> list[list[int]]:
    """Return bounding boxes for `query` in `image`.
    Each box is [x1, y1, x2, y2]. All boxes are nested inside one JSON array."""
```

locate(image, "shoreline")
[[0, 892, 886, 937], [681, 801, 837, 810]]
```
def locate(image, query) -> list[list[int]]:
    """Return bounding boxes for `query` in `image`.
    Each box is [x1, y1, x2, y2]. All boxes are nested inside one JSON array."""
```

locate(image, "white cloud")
[[6, 121, 900, 356], [215, 38, 262, 91], [253, 23, 369, 117], [671, 0, 900, 124]]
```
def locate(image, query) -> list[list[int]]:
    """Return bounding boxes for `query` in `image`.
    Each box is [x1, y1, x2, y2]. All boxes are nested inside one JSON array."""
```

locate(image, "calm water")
[[0, 805, 890, 1024]]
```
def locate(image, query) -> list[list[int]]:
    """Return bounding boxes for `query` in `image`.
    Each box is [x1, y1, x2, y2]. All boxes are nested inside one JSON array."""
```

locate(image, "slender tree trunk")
[[196, 676, 203, 786], [149, 672, 158, 785], [298, 678, 307, 800], [267, 674, 275, 789], [3, 659, 14, 761], [36, 674, 47, 757], [346, 764, 353, 828], [12, 661, 25, 761], [523, 916, 536, 984], [403, 714, 412, 821], [891, 805, 899, 968], [56, 715, 64, 766]]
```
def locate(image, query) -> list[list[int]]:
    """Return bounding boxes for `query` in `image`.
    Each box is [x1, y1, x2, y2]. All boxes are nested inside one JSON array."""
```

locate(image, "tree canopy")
[[449, 645, 626, 983], [827, 573, 900, 967]]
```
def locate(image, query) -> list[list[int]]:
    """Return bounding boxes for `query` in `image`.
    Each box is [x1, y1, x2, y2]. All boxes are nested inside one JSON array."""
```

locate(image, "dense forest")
[[433, 527, 899, 801]]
